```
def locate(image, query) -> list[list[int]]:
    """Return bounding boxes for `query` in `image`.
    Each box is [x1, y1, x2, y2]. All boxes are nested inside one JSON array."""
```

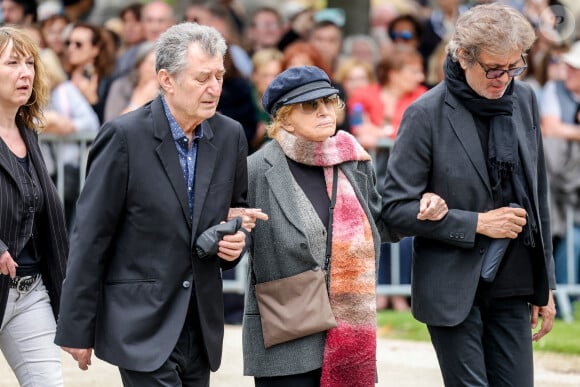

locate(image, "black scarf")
[[444, 56, 537, 246]]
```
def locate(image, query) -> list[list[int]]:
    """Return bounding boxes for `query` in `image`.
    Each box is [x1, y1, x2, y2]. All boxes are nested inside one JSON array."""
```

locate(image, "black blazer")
[[382, 81, 555, 327], [54, 96, 249, 372], [0, 125, 68, 324]]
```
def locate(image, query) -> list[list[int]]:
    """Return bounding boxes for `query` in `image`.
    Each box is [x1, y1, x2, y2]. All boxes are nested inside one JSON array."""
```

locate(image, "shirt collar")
[[161, 95, 204, 142]]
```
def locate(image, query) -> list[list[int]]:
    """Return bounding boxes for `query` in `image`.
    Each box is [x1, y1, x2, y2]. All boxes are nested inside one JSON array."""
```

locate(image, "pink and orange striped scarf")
[[276, 130, 377, 386]]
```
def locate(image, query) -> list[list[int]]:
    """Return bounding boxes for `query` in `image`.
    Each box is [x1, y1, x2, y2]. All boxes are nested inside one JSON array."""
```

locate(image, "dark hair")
[[40, 13, 70, 30], [120, 3, 143, 21], [68, 23, 115, 77], [388, 14, 423, 42], [19, 0, 38, 23]]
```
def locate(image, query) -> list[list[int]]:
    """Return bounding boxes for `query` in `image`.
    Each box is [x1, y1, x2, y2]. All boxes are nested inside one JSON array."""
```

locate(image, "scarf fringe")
[[320, 324, 376, 387]]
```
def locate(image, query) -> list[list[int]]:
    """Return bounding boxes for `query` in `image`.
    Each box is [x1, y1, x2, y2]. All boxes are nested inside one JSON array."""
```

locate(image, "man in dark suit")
[[55, 23, 249, 386], [381, 3, 556, 386]]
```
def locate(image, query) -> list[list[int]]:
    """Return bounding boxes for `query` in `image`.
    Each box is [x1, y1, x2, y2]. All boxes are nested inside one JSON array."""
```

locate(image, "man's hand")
[[228, 208, 269, 232], [476, 206, 527, 239], [0, 250, 18, 278], [531, 289, 556, 342], [218, 230, 246, 261], [417, 192, 448, 221], [62, 347, 93, 370]]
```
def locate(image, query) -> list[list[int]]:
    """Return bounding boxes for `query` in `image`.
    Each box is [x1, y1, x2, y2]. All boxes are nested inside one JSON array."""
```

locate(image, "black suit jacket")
[[0, 125, 68, 324], [55, 96, 248, 372], [382, 81, 555, 327]]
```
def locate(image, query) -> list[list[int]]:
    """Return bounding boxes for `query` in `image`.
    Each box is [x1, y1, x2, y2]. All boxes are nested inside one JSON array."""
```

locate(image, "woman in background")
[[65, 22, 115, 124], [104, 41, 157, 122], [349, 44, 427, 312], [40, 48, 100, 227], [249, 48, 283, 151]]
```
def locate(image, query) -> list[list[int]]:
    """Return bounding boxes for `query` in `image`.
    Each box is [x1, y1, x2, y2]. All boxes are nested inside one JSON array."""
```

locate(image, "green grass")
[[377, 302, 580, 355]]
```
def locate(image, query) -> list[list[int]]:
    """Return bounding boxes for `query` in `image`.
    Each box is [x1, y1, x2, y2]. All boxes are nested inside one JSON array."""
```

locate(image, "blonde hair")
[[265, 104, 292, 139], [40, 48, 67, 90], [334, 57, 377, 85], [251, 48, 283, 71], [0, 26, 49, 131]]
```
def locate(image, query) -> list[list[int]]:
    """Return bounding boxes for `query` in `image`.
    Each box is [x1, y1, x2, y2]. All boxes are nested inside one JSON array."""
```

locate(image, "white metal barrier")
[[38, 134, 580, 321]]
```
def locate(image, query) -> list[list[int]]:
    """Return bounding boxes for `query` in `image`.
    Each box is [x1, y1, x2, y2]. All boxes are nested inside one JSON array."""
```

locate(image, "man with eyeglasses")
[[381, 3, 556, 386]]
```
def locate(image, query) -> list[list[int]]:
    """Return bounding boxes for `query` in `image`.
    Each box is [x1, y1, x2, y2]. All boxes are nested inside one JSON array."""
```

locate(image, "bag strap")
[[324, 166, 338, 273]]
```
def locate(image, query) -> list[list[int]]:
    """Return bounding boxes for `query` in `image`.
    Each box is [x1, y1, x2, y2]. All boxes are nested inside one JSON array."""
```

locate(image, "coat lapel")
[[263, 142, 305, 232], [0, 132, 21, 191], [151, 97, 191, 228], [446, 90, 493, 199], [512, 91, 538, 208], [191, 120, 216, 238]]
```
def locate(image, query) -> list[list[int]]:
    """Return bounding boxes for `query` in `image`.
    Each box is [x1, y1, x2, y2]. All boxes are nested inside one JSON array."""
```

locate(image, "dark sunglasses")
[[65, 40, 84, 49], [297, 95, 339, 114], [476, 55, 528, 79], [390, 30, 415, 41]]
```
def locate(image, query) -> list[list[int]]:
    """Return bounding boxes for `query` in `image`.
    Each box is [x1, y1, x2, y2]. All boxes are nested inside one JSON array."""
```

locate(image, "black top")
[[473, 114, 535, 298], [13, 152, 44, 276], [286, 157, 330, 229]]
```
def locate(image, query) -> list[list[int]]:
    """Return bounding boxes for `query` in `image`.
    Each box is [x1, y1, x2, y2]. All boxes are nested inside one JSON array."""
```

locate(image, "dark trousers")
[[254, 368, 322, 387], [119, 312, 210, 387], [427, 296, 533, 387]]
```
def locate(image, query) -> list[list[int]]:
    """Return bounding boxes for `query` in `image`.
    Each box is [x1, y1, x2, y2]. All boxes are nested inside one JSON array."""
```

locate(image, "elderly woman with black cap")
[[241, 65, 447, 387]]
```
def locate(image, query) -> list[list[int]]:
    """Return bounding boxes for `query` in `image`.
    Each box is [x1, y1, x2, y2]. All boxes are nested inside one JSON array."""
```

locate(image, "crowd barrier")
[[38, 133, 579, 322]]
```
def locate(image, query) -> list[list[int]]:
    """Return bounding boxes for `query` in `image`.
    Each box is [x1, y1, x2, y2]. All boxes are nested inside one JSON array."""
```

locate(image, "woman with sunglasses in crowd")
[[241, 65, 447, 386], [0, 26, 69, 386], [65, 22, 115, 124]]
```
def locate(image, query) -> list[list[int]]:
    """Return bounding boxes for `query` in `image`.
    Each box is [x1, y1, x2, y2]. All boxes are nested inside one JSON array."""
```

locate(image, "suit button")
[[459, 233, 465, 239], [182, 281, 191, 288], [479, 248, 485, 255], [300, 243, 307, 249]]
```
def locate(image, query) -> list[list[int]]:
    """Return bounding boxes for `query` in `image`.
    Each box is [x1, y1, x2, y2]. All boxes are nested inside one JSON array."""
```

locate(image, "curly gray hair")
[[447, 3, 536, 65]]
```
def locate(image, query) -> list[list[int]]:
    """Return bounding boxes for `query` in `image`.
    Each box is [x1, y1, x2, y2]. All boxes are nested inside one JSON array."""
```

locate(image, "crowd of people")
[[0, 0, 576, 385]]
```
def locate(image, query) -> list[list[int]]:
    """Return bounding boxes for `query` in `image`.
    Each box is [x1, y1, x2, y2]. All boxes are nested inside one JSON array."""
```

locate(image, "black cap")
[[262, 66, 339, 116]]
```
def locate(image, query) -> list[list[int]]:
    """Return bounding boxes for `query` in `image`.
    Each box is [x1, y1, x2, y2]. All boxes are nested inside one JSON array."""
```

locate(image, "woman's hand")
[[228, 207, 269, 232], [417, 192, 448, 221], [0, 250, 18, 278], [71, 71, 99, 105]]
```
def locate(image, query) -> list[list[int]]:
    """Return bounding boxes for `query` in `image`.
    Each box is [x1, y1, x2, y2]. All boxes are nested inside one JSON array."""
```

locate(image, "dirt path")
[[1, 325, 579, 386]]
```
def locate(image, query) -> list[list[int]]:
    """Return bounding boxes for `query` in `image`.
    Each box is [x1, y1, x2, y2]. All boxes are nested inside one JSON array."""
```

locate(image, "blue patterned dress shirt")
[[161, 96, 204, 219]]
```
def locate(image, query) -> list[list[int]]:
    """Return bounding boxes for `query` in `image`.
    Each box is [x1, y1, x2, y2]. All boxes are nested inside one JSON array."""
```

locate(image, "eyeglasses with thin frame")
[[475, 54, 528, 79], [297, 95, 339, 114]]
